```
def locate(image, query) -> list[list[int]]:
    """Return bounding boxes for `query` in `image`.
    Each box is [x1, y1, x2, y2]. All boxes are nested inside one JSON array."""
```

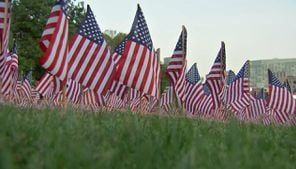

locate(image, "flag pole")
[[0, 0, 9, 101], [156, 48, 161, 114], [181, 25, 187, 115]]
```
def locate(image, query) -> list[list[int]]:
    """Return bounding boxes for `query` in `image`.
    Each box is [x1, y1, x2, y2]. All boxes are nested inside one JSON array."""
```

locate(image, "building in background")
[[250, 58, 296, 93]]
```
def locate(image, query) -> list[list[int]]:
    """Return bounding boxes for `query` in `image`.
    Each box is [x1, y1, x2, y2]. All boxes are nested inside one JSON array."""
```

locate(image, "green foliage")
[[1, 105, 296, 169], [10, 0, 85, 80], [103, 32, 126, 53]]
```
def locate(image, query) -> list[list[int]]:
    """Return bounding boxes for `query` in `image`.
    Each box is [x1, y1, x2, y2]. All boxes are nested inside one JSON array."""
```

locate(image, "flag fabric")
[[0, 0, 11, 77], [66, 79, 81, 104], [227, 61, 250, 115], [160, 86, 174, 112], [80, 88, 105, 110], [267, 69, 295, 124], [244, 89, 267, 121], [174, 61, 187, 103], [184, 63, 204, 115], [166, 27, 187, 85], [226, 70, 236, 85], [22, 71, 32, 101], [36, 73, 54, 97], [115, 5, 159, 97], [129, 88, 142, 111], [67, 5, 115, 96], [108, 38, 129, 99], [1, 40, 18, 96], [39, 0, 69, 81], [195, 84, 214, 116], [205, 42, 226, 110]]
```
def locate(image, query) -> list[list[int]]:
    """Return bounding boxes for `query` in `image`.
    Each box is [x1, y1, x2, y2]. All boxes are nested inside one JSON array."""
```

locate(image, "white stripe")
[[120, 42, 136, 82], [135, 49, 150, 89], [127, 45, 144, 86], [69, 39, 90, 78], [83, 42, 107, 86], [89, 44, 110, 89], [75, 43, 97, 82], [42, 14, 66, 68]]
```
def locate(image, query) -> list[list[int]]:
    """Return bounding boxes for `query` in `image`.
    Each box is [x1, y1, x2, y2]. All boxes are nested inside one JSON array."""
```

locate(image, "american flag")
[[166, 27, 187, 85], [39, 0, 69, 81], [80, 88, 105, 110], [195, 84, 213, 117], [112, 38, 127, 66], [160, 86, 174, 113], [184, 63, 204, 115], [0, 0, 11, 77], [227, 61, 250, 115], [130, 88, 142, 111], [36, 73, 62, 99], [116, 5, 159, 97], [105, 92, 125, 110], [267, 69, 295, 124], [36, 73, 54, 97], [175, 61, 187, 103], [108, 38, 128, 99], [1, 40, 18, 96], [226, 70, 236, 85], [205, 42, 226, 110], [244, 88, 267, 121], [66, 79, 81, 104], [67, 5, 115, 96], [22, 73, 33, 100]]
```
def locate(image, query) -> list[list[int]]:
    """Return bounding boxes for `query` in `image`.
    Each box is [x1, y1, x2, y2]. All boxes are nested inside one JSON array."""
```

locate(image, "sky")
[[86, 0, 296, 77]]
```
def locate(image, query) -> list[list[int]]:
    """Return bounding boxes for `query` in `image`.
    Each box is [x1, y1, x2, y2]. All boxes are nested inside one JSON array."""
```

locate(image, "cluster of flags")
[[0, 0, 295, 126]]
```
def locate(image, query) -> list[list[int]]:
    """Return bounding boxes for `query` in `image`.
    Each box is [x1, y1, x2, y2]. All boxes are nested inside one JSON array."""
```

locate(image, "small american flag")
[[39, 0, 69, 81], [116, 5, 159, 97], [268, 69, 295, 124], [195, 84, 213, 116], [205, 42, 226, 110], [1, 40, 18, 96], [226, 70, 236, 85], [160, 86, 174, 113], [184, 63, 204, 115], [67, 5, 116, 96], [166, 27, 187, 85], [36, 73, 54, 97], [227, 61, 250, 115]]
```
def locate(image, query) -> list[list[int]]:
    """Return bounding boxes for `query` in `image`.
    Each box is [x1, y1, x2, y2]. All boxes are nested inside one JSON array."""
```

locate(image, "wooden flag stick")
[[61, 80, 67, 110], [181, 25, 187, 114]]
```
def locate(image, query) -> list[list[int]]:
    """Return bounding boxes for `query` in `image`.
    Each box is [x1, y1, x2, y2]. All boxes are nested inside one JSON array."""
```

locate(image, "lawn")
[[0, 105, 296, 169]]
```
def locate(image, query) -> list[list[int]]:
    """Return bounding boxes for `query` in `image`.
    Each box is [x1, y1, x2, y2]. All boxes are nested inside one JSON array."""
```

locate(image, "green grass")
[[0, 105, 296, 169]]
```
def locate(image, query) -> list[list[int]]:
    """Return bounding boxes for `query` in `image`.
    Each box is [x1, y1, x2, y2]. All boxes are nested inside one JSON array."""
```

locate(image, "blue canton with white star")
[[256, 88, 266, 99], [77, 5, 104, 44], [115, 38, 127, 55], [226, 70, 236, 85], [233, 61, 249, 81], [174, 31, 187, 52], [268, 69, 283, 87], [186, 63, 200, 85], [56, 0, 70, 16], [203, 84, 211, 96], [128, 5, 153, 51]]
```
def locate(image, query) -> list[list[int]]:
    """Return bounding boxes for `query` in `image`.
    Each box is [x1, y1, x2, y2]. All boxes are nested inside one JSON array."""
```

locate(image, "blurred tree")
[[103, 32, 126, 53], [10, 0, 85, 80]]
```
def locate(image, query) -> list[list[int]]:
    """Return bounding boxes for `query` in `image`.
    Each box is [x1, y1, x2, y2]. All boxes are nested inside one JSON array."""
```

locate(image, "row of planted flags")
[[0, 0, 296, 126]]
